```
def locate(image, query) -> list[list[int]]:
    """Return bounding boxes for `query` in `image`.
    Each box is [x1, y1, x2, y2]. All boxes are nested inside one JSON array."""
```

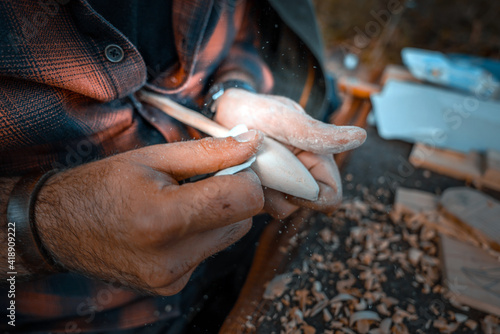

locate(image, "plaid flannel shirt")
[[0, 0, 328, 331], [0, 0, 274, 176], [0, 0, 273, 331]]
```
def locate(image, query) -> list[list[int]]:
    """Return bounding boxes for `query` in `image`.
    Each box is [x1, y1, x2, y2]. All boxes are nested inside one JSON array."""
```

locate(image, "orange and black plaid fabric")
[[0, 0, 273, 176], [0, 0, 274, 331]]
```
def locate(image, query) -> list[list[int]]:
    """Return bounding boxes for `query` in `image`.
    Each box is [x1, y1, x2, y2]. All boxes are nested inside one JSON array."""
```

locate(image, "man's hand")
[[35, 131, 264, 295], [214, 89, 367, 219]]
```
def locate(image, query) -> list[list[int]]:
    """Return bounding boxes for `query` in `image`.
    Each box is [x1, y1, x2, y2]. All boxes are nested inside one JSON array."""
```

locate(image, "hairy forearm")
[[0, 176, 33, 283]]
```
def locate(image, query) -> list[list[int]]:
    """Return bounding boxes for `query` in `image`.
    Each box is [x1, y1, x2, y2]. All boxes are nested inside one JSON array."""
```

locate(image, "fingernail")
[[233, 129, 257, 143]]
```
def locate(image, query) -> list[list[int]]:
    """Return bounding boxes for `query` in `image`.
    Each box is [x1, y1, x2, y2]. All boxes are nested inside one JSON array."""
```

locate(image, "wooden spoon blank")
[[138, 90, 320, 201]]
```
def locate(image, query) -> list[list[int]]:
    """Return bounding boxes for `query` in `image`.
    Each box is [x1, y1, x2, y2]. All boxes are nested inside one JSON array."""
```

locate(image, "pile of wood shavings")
[[250, 195, 500, 334]]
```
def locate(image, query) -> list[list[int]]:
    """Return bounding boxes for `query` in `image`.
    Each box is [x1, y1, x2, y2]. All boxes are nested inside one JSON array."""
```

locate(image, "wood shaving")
[[263, 273, 292, 300], [248, 196, 498, 333]]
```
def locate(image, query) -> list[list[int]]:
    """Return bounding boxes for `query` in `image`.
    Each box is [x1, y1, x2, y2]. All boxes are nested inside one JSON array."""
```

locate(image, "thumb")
[[128, 130, 264, 180]]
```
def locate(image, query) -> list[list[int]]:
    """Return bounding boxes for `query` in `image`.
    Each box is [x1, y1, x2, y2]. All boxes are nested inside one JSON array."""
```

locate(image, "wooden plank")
[[440, 234, 500, 317], [440, 187, 500, 251], [394, 187, 438, 214], [392, 187, 479, 246], [409, 143, 482, 182]]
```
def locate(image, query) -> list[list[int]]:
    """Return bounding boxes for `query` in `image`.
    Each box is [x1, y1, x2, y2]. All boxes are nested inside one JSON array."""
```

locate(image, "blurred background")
[[312, 0, 500, 66]]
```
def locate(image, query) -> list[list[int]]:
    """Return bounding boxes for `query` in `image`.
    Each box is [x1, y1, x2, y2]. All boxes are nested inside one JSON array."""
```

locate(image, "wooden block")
[[380, 65, 419, 86], [392, 187, 478, 245], [392, 187, 483, 246], [394, 187, 438, 214], [440, 234, 500, 317], [440, 187, 500, 251], [479, 150, 500, 191], [409, 143, 482, 182]]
